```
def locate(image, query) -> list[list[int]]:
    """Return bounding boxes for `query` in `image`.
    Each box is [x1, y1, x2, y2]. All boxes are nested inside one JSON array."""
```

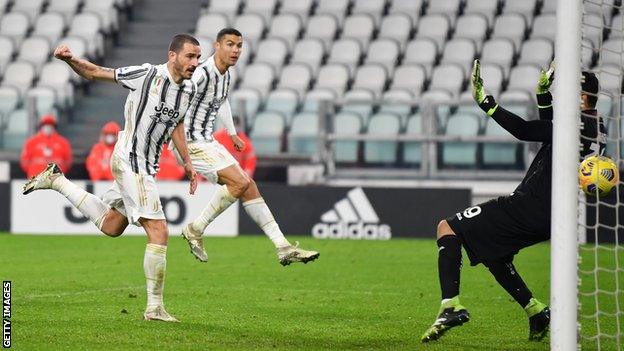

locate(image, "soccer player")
[[22, 34, 202, 322], [175, 28, 320, 266], [421, 60, 606, 342]]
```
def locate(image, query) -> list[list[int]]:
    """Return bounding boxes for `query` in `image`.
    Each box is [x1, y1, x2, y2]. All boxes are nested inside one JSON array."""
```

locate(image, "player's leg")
[[140, 217, 178, 322], [22, 163, 128, 236], [240, 179, 319, 266], [421, 220, 470, 343], [484, 257, 549, 341]]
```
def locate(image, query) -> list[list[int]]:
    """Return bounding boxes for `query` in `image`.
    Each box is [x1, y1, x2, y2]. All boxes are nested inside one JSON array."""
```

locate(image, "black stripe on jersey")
[[224, 71, 231, 98], [188, 66, 210, 141], [130, 66, 157, 173], [143, 77, 171, 174], [151, 87, 185, 175], [118, 68, 149, 80], [201, 74, 219, 139]]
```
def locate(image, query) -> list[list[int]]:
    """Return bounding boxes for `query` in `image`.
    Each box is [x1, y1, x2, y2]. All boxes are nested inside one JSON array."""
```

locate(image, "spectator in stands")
[[85, 121, 121, 181], [156, 144, 185, 180], [20, 114, 72, 178], [213, 116, 257, 178]]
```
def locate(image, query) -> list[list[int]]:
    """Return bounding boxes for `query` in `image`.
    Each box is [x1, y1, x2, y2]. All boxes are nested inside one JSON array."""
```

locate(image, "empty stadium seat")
[[277, 63, 312, 97], [388, 0, 423, 24], [230, 88, 262, 124], [2, 61, 35, 95], [507, 64, 542, 94], [541, 0, 558, 14], [196, 36, 215, 57], [427, 0, 461, 23], [518, 38, 553, 68], [380, 89, 415, 120], [240, 63, 275, 97], [316, 0, 349, 25], [0, 36, 14, 75], [327, 39, 362, 76], [48, 0, 81, 23], [479, 63, 505, 96], [454, 14, 488, 51], [233, 13, 265, 52], [351, 64, 387, 99], [416, 14, 451, 49], [403, 113, 423, 165], [291, 38, 324, 75], [205, 0, 240, 23], [334, 111, 363, 162], [0, 86, 20, 115], [1, 12, 29, 47], [196, 13, 229, 40], [17, 36, 50, 73], [302, 88, 336, 112], [288, 112, 319, 156], [341, 14, 375, 50], [391, 65, 426, 96], [503, 0, 538, 24], [403, 38, 438, 78], [599, 66, 622, 93], [83, 0, 119, 33], [3, 109, 29, 151], [264, 88, 299, 123], [267, 13, 302, 50], [463, 0, 499, 26], [364, 112, 402, 163], [482, 118, 522, 168], [492, 13, 527, 51], [582, 13, 604, 49], [12, 0, 44, 23], [430, 64, 465, 97], [342, 89, 375, 122], [25, 86, 57, 116], [68, 12, 104, 57], [243, 0, 278, 24], [365, 39, 400, 76], [254, 38, 288, 73], [441, 112, 481, 168], [38, 61, 73, 106], [531, 14, 556, 41], [304, 14, 339, 51], [351, 0, 386, 26], [33, 12, 65, 46], [582, 39, 594, 68], [441, 38, 476, 75], [378, 14, 412, 51], [315, 64, 350, 97], [250, 111, 285, 155], [280, 0, 314, 19], [481, 38, 515, 77]]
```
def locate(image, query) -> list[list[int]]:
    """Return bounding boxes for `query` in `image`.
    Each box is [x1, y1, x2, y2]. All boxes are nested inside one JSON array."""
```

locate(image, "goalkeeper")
[[421, 60, 606, 343]]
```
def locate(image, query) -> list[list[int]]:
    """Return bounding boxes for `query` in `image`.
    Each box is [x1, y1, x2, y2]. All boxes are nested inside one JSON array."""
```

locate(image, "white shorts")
[[173, 140, 237, 183], [101, 153, 166, 226]]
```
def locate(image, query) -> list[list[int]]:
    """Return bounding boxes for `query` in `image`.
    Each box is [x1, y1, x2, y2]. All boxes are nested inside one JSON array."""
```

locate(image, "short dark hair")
[[216, 28, 242, 42], [169, 34, 199, 53], [582, 71, 599, 108]]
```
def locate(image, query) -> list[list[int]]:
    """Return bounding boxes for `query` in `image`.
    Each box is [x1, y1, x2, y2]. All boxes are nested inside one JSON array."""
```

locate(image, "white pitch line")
[[24, 285, 144, 299]]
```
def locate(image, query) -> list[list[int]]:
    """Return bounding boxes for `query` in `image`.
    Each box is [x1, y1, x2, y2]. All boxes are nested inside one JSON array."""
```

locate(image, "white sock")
[[192, 184, 237, 233], [144, 243, 167, 308], [243, 198, 290, 248], [52, 176, 110, 230]]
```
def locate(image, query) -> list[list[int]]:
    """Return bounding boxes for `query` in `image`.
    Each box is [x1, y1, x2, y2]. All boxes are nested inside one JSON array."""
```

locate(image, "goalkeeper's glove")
[[471, 59, 486, 104], [536, 61, 555, 94]]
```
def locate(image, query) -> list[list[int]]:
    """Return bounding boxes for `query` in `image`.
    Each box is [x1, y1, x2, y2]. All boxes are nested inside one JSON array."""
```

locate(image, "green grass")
[[0, 233, 613, 350]]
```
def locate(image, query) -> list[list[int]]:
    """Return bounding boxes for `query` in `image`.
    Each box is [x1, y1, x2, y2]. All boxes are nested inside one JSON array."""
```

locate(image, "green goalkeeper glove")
[[471, 59, 486, 104], [536, 61, 555, 94]]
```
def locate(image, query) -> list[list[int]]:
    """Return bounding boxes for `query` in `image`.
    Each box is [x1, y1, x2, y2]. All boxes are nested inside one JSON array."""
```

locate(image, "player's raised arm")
[[54, 45, 116, 82], [471, 59, 551, 143], [536, 62, 555, 121], [170, 121, 197, 195]]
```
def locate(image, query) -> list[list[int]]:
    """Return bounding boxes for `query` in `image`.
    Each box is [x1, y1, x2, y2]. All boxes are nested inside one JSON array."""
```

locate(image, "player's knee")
[[436, 220, 456, 239], [231, 174, 251, 196]]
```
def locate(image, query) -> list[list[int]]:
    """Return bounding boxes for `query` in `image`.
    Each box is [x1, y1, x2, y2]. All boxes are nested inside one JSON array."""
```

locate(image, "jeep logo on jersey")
[[151, 102, 179, 126], [311, 187, 392, 240]]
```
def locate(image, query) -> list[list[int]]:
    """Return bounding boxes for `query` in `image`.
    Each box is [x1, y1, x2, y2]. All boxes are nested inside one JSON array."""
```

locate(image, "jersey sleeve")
[[218, 99, 237, 135], [114, 63, 153, 90]]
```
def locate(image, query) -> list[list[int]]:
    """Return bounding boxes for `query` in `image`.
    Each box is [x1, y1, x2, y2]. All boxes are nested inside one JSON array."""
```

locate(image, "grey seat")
[[403, 38, 438, 78], [83, 0, 119, 34], [264, 88, 299, 124], [17, 36, 51, 73], [316, 0, 350, 26], [304, 14, 339, 51], [391, 64, 426, 96], [33, 12, 65, 45], [342, 88, 375, 122], [482, 118, 521, 168], [230, 88, 263, 124], [240, 63, 275, 98], [233, 13, 265, 52], [388, 0, 423, 24], [380, 89, 414, 121], [25, 86, 57, 116], [280, 0, 314, 20], [302, 88, 336, 112], [48, 0, 81, 23], [582, 13, 604, 49], [427, 0, 461, 25], [365, 39, 400, 76], [503, 0, 538, 24], [1, 12, 30, 47], [518, 38, 553, 68], [541, 0, 557, 14], [403, 113, 423, 165], [68, 12, 104, 57], [38, 61, 73, 106], [195, 13, 228, 40], [479, 63, 505, 97], [334, 111, 363, 162], [254, 38, 288, 74], [507, 64, 541, 94], [441, 38, 476, 75], [351, 64, 387, 99], [4, 109, 29, 151], [599, 65, 622, 94], [291, 38, 325, 75], [492, 13, 527, 52], [243, 0, 278, 24], [329, 38, 362, 73], [0, 36, 14, 75], [341, 14, 375, 51], [196, 36, 215, 57], [463, 0, 499, 26], [351, 0, 386, 26], [288, 112, 319, 156], [2, 61, 35, 95], [267, 13, 302, 51], [277, 63, 312, 98], [250, 111, 285, 155], [454, 14, 488, 52], [531, 14, 556, 41], [0, 85, 20, 115], [315, 64, 350, 98], [378, 14, 412, 51], [430, 64, 465, 97], [364, 112, 402, 163], [12, 0, 44, 23], [206, 0, 240, 23], [416, 14, 451, 49], [441, 112, 480, 168], [481, 38, 515, 77]]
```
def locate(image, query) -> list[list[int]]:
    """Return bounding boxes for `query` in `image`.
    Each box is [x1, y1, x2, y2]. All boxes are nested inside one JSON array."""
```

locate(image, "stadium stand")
[[1, 0, 620, 177]]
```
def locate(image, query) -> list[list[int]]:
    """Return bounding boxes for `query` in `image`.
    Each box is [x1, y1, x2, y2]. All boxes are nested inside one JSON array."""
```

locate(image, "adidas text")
[[312, 222, 391, 240]]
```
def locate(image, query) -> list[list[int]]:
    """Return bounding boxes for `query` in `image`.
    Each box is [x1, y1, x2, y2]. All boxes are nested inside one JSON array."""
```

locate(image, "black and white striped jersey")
[[185, 55, 236, 142], [114, 63, 196, 176]]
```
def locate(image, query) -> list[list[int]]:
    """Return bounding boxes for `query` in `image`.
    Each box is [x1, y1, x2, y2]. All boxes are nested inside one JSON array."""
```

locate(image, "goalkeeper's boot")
[[526, 298, 550, 341], [22, 163, 62, 195], [144, 305, 179, 323], [277, 241, 319, 266], [421, 296, 470, 343], [181, 223, 208, 262]]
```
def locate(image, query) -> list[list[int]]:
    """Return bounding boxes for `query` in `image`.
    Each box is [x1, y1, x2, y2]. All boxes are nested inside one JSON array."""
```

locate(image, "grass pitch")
[[0, 233, 612, 350]]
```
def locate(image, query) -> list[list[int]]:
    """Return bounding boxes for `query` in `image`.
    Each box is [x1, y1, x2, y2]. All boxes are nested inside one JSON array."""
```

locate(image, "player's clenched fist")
[[54, 45, 73, 61]]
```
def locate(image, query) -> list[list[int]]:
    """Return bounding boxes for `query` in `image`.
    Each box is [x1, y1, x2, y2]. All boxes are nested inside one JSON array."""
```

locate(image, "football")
[[579, 155, 619, 197]]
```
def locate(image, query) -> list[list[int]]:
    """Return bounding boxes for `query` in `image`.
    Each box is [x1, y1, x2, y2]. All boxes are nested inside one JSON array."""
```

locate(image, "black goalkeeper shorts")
[[446, 197, 550, 266]]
